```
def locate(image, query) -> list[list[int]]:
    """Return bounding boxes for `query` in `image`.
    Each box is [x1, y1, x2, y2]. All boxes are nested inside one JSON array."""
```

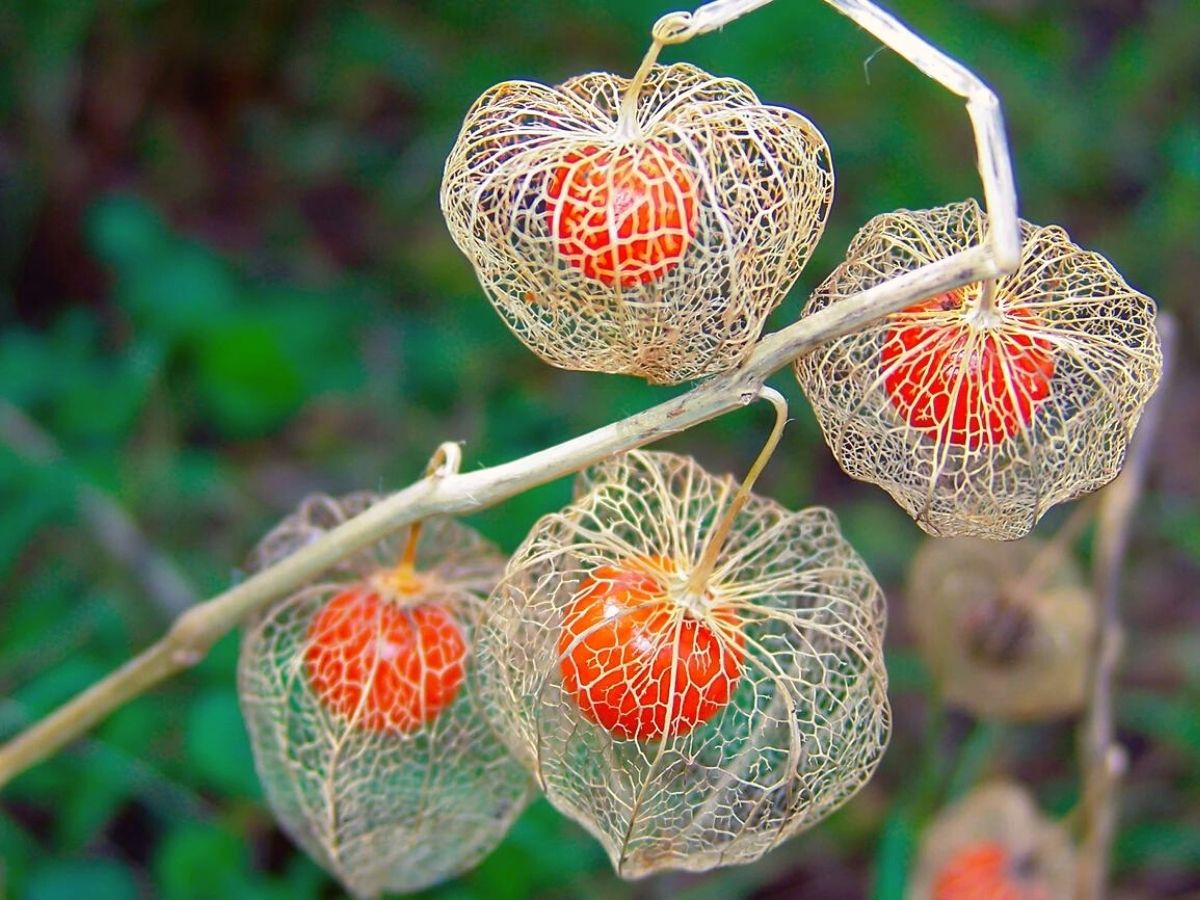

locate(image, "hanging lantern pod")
[[238, 493, 533, 898], [793, 199, 1162, 539], [906, 536, 1095, 721], [475, 450, 889, 878], [441, 60, 833, 384], [908, 782, 1077, 899]]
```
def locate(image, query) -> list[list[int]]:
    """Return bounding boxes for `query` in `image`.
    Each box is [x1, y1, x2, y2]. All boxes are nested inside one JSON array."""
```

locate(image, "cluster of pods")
[[238, 28, 1161, 898]]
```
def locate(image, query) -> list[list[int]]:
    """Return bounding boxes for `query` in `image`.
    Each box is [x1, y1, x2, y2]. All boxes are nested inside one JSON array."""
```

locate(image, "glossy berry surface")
[[305, 585, 466, 733], [557, 557, 743, 740], [881, 291, 1056, 448], [546, 142, 698, 287], [932, 840, 1049, 900]]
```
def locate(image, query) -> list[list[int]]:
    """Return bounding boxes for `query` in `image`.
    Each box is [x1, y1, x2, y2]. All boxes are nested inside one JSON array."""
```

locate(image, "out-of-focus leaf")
[[1119, 690, 1200, 765], [1115, 820, 1200, 875], [154, 822, 254, 900], [450, 799, 605, 900], [88, 194, 167, 272], [123, 242, 239, 342], [0, 461, 76, 580], [23, 859, 139, 900], [183, 689, 261, 798], [191, 315, 304, 437], [871, 809, 916, 900]]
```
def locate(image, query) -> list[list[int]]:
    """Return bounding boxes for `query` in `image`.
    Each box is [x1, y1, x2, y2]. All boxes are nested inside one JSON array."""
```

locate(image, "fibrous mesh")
[[441, 62, 833, 384], [794, 200, 1162, 539], [475, 450, 889, 878], [906, 536, 1094, 721], [908, 782, 1076, 899], [238, 494, 533, 898]]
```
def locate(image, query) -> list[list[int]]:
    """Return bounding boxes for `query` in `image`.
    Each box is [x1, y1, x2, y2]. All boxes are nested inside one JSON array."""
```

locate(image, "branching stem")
[[0, 0, 1022, 791], [0, 246, 1008, 790]]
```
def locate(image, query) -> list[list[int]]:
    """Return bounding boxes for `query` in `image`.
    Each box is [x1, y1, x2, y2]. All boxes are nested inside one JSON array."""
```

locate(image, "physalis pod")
[[909, 782, 1076, 899], [794, 200, 1161, 539], [238, 494, 532, 898], [906, 536, 1094, 721], [441, 62, 832, 384], [475, 451, 889, 877]]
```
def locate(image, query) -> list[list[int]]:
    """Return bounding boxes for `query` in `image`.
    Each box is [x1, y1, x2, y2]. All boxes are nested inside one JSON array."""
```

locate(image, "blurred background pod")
[[475, 450, 889, 878], [238, 494, 533, 898], [907, 781, 1076, 899], [905, 536, 1095, 721], [441, 62, 832, 384], [793, 200, 1162, 539]]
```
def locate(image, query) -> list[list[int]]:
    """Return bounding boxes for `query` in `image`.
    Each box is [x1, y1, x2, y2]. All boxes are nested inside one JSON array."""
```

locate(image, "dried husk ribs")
[[239, 495, 532, 898], [909, 782, 1076, 899], [906, 537, 1094, 721], [795, 199, 1161, 539], [442, 62, 833, 384], [476, 451, 889, 877]]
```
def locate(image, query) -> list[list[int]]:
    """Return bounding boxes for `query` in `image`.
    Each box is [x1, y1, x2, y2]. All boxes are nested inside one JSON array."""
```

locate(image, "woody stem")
[[1075, 314, 1175, 899]]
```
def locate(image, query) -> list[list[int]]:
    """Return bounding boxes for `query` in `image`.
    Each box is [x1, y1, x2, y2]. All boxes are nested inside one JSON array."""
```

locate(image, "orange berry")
[[557, 557, 743, 740], [881, 292, 1056, 448], [305, 586, 466, 733], [933, 840, 1049, 900], [546, 142, 698, 287]]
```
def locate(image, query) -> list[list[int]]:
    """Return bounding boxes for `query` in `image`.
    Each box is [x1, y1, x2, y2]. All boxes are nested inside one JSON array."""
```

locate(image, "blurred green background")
[[1, 0, 1197, 897]]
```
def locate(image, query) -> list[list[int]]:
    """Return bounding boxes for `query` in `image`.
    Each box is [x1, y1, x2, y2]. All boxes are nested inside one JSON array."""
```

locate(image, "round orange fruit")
[[557, 557, 743, 740], [546, 142, 698, 287]]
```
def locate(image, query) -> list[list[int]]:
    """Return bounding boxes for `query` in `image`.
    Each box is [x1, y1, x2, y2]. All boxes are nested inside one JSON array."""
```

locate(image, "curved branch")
[[823, 0, 1020, 274], [0, 244, 1006, 790]]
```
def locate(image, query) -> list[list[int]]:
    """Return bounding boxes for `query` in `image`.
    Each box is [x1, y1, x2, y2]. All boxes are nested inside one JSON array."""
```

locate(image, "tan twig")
[[688, 386, 789, 591], [1075, 313, 1176, 900], [0, 244, 1009, 790], [0, 400, 197, 618], [656, 0, 1022, 284]]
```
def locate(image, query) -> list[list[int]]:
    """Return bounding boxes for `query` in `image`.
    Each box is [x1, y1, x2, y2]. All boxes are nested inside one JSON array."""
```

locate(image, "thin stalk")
[[616, 39, 664, 139], [397, 523, 422, 572], [394, 443, 460, 574], [687, 386, 788, 593], [1075, 313, 1175, 900]]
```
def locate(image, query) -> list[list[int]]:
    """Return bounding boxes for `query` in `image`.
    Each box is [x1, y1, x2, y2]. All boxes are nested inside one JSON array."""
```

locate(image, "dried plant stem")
[[617, 39, 663, 137], [822, 0, 1019, 273], [0, 400, 197, 618], [0, 0, 1021, 790], [0, 245, 1008, 790], [688, 386, 788, 592], [655, 0, 1018, 276], [1075, 313, 1175, 900]]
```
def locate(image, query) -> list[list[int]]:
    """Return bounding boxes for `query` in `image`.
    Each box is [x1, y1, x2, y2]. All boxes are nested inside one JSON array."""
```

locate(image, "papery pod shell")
[[906, 536, 1095, 721], [908, 782, 1076, 899], [794, 200, 1162, 539], [476, 450, 889, 877], [239, 494, 533, 898], [441, 62, 832, 384]]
